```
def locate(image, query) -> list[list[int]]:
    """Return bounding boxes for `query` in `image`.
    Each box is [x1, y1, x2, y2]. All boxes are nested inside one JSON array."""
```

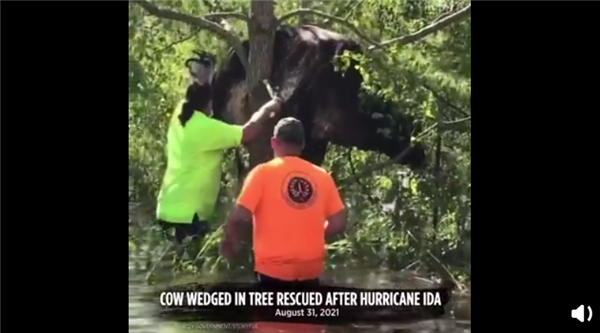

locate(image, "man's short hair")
[[274, 117, 305, 146]]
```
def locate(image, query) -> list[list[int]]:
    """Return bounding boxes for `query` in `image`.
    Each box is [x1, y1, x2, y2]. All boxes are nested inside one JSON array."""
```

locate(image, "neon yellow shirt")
[[156, 103, 243, 223]]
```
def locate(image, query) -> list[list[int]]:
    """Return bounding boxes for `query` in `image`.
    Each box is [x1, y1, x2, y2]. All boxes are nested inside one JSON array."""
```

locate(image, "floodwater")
[[128, 255, 471, 333]]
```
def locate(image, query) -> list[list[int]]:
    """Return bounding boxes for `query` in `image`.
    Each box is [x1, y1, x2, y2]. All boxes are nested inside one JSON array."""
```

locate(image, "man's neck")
[[275, 151, 301, 159]]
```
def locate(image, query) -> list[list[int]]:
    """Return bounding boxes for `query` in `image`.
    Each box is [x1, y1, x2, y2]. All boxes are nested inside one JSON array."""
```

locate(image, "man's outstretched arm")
[[200, 98, 283, 151], [240, 98, 282, 144]]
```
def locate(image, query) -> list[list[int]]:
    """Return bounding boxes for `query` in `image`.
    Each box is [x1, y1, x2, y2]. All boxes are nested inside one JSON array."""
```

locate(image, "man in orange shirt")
[[220, 117, 347, 285]]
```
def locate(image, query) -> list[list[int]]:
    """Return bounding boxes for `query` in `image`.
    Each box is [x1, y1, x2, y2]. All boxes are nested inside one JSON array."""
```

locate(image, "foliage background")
[[129, 0, 471, 287]]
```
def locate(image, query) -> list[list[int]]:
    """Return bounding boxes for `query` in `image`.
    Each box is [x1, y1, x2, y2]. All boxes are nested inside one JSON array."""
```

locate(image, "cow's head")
[[310, 88, 426, 170], [185, 51, 216, 86], [182, 51, 216, 116], [350, 89, 427, 170]]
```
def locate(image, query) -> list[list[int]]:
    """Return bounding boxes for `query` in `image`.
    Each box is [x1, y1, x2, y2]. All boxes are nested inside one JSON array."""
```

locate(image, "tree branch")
[[278, 8, 379, 46], [135, 0, 248, 70], [323, 0, 364, 25], [297, 0, 312, 25], [423, 83, 471, 118], [198, 1, 246, 36], [157, 28, 201, 53], [202, 0, 235, 13], [205, 12, 249, 23], [369, 4, 471, 50], [342, 0, 365, 20], [278, 4, 470, 53]]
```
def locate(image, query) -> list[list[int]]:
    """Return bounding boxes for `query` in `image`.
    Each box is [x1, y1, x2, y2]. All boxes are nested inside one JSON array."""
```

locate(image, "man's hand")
[[264, 98, 283, 118], [240, 98, 284, 143]]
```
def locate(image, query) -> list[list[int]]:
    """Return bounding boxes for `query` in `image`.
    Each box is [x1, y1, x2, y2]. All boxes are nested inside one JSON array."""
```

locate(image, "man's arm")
[[223, 205, 253, 246], [196, 98, 283, 151], [239, 98, 282, 144], [324, 175, 347, 239], [223, 166, 264, 246]]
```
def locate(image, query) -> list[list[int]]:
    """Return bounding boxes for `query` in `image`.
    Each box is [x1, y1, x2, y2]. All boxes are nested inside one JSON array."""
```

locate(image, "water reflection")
[[129, 276, 158, 332], [128, 258, 471, 333]]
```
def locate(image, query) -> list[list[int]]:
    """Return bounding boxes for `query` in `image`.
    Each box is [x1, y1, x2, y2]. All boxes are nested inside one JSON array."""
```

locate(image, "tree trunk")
[[245, 0, 277, 168]]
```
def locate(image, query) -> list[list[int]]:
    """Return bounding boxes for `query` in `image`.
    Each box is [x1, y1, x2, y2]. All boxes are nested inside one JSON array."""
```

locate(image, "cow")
[[186, 25, 426, 171]]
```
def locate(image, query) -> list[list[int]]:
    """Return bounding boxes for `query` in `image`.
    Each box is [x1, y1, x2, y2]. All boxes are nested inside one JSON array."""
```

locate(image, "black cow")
[[186, 25, 426, 170]]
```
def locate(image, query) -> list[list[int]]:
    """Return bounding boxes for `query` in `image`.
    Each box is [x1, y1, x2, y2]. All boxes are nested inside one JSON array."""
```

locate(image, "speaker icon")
[[571, 305, 593, 322]]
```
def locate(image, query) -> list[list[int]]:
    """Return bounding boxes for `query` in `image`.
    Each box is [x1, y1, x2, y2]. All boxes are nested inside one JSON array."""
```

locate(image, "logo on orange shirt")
[[282, 172, 317, 209]]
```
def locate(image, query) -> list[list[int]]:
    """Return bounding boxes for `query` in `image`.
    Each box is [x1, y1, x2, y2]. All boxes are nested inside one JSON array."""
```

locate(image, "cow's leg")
[[301, 139, 329, 166]]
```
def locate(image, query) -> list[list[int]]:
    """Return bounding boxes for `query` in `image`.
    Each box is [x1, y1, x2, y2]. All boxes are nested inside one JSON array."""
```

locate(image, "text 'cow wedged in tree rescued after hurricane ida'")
[[187, 25, 426, 170]]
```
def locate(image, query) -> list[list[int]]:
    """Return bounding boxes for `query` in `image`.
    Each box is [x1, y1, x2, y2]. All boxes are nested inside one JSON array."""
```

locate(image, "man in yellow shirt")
[[157, 53, 282, 250]]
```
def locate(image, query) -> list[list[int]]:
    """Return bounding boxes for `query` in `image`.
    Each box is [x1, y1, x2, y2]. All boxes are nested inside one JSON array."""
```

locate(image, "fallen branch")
[[369, 4, 471, 50], [135, 0, 249, 71], [441, 116, 471, 127], [405, 229, 464, 291], [278, 8, 379, 46]]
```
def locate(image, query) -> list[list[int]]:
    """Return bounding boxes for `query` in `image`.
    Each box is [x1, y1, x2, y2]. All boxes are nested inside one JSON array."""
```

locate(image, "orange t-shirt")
[[237, 156, 344, 281]]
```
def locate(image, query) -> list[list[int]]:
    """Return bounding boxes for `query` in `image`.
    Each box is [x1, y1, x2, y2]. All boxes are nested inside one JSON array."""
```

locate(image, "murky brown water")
[[128, 256, 471, 333]]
